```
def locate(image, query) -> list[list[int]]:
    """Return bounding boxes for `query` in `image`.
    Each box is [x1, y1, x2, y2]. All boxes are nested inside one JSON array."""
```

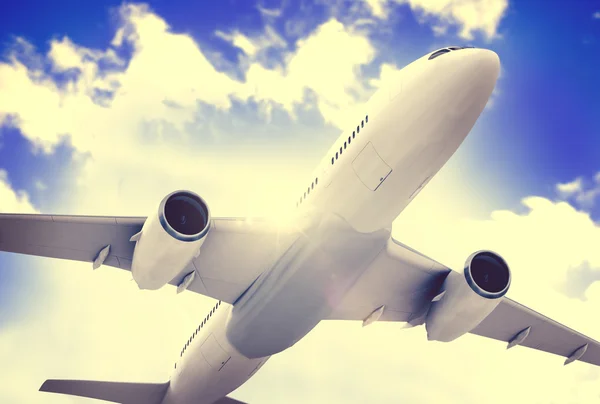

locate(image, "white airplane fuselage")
[[162, 47, 500, 404]]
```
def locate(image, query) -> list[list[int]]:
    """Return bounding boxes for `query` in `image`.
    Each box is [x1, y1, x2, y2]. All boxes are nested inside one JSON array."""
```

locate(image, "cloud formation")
[[362, 0, 509, 39], [556, 172, 600, 209], [0, 170, 38, 213]]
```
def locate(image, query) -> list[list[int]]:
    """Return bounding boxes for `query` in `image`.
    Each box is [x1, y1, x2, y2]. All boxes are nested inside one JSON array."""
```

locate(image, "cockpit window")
[[428, 49, 450, 60], [447, 46, 461, 50]]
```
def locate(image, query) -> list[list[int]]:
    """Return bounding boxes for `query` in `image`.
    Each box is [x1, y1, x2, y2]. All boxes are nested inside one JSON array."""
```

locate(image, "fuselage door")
[[200, 334, 231, 371], [351, 142, 393, 191]]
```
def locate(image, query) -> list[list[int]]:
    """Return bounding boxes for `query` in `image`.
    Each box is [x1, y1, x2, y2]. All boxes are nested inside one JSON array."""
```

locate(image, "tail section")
[[40, 379, 170, 404]]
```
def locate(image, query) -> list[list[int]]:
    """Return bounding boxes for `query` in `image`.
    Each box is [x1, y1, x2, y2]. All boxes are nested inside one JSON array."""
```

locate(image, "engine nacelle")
[[425, 251, 511, 342], [131, 190, 211, 290]]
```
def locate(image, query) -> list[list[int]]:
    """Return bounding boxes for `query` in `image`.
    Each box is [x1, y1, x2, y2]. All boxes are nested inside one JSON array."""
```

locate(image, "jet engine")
[[425, 251, 511, 342], [130, 190, 211, 290]]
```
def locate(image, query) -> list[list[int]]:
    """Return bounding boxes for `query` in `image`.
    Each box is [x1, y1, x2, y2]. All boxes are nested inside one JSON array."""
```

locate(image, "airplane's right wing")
[[328, 235, 600, 367]]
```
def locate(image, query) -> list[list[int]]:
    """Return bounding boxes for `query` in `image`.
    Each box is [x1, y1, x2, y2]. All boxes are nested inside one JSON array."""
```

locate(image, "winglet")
[[564, 344, 588, 366], [129, 231, 142, 242]]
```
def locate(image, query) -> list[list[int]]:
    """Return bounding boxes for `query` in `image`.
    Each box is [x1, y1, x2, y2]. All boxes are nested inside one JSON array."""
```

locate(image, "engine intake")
[[464, 251, 510, 299], [160, 191, 210, 240]]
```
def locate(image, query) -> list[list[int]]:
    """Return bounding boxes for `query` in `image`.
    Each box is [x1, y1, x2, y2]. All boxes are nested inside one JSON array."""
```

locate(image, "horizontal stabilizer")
[[40, 379, 169, 404]]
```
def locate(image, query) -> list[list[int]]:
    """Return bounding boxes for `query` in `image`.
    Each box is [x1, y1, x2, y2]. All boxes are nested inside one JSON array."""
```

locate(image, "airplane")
[[1, 46, 599, 404]]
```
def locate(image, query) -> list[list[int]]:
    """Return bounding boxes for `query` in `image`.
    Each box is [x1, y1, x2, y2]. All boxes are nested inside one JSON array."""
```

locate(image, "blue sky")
[[1, 0, 600, 403]]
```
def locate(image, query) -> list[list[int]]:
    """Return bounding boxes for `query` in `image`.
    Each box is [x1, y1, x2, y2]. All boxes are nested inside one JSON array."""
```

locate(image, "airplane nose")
[[444, 49, 500, 119], [476, 49, 500, 83]]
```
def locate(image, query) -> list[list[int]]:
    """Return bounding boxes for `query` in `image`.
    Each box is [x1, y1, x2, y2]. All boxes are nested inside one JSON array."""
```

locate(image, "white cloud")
[[556, 173, 600, 209], [257, 4, 283, 18], [0, 5, 378, 202], [238, 19, 376, 127], [0, 170, 38, 213], [215, 25, 287, 58], [363, 0, 509, 40], [363, 0, 388, 18], [34, 179, 47, 191], [406, 0, 509, 40], [216, 30, 258, 56], [557, 177, 583, 196]]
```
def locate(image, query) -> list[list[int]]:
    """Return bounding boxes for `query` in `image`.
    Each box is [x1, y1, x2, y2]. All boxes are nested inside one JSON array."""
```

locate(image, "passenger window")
[[336, 152, 338, 159], [331, 157, 334, 165], [304, 192, 306, 198], [307, 187, 310, 195], [311, 182, 314, 189], [357, 126, 360, 133], [352, 131, 355, 139], [316, 178, 318, 185], [344, 142, 346, 149], [366, 115, 368, 123], [348, 136, 351, 144], [361, 120, 364, 128]]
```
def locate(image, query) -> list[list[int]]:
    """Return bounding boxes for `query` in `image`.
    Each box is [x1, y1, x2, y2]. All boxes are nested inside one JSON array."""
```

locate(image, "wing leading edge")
[[328, 235, 600, 367], [0, 213, 298, 304]]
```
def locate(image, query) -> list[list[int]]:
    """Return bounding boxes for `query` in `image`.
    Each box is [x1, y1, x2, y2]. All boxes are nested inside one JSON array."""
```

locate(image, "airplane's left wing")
[[328, 235, 600, 367], [0, 213, 298, 304]]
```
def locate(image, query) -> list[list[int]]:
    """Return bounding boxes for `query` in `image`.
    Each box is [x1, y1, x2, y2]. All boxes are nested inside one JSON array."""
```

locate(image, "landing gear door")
[[352, 142, 392, 191], [201, 334, 231, 371]]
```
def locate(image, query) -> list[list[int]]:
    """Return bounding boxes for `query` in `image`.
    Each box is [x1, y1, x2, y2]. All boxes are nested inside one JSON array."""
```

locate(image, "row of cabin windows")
[[180, 300, 222, 358], [296, 114, 369, 208], [331, 115, 368, 166], [297, 177, 319, 207]]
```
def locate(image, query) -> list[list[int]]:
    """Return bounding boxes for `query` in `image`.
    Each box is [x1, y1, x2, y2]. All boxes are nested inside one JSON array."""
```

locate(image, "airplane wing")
[[327, 235, 600, 367], [0, 213, 298, 304]]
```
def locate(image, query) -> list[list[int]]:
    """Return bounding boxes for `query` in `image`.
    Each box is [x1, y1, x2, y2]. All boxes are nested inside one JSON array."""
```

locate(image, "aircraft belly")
[[226, 213, 391, 359]]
